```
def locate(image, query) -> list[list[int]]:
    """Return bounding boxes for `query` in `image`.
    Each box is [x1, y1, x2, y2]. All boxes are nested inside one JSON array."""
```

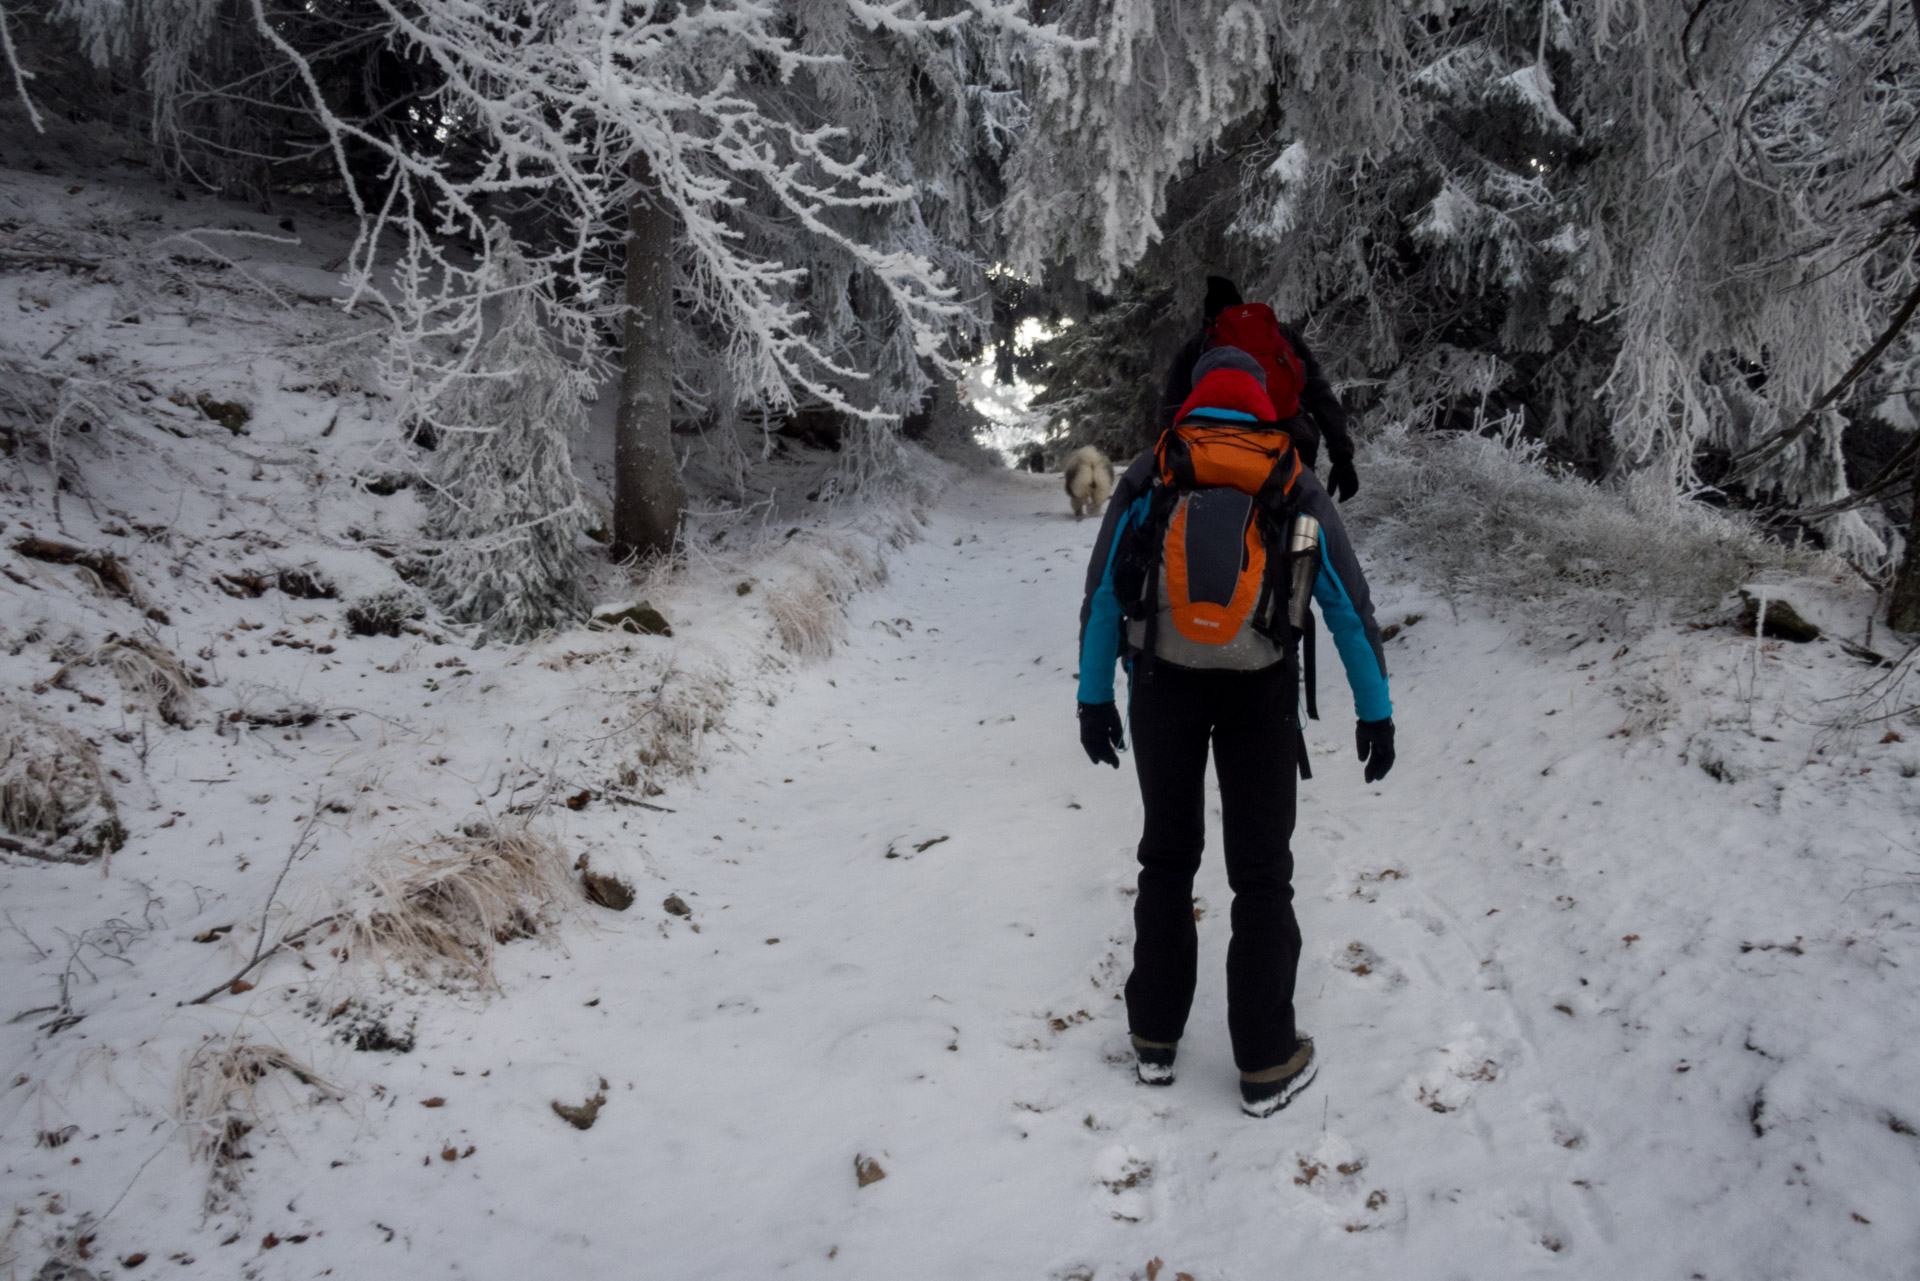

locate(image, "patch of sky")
[[965, 316, 1060, 467]]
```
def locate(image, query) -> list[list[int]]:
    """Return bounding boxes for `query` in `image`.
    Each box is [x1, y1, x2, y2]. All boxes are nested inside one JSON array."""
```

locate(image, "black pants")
[[1124, 661, 1300, 1072]]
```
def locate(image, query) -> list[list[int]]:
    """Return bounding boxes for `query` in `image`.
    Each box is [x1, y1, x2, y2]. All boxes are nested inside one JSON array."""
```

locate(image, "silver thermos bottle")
[[1286, 514, 1321, 633]]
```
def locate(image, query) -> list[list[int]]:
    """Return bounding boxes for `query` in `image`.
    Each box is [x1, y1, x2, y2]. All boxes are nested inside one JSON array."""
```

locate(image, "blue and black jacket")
[[1078, 442, 1392, 723]]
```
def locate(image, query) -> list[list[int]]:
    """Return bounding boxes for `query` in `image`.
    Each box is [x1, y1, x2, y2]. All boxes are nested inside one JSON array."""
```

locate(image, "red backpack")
[[1208, 304, 1305, 418]]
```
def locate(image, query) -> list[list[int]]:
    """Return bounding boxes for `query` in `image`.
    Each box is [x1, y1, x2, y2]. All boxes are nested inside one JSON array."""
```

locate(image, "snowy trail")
[[266, 469, 1919, 1280]]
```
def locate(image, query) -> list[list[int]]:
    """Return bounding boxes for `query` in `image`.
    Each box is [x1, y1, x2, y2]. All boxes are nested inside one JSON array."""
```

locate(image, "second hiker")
[[1160, 275, 1360, 503]]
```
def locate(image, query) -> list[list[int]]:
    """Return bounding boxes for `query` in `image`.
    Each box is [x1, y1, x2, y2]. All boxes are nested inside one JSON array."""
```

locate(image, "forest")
[[1, 2, 1918, 1277], [5, 0, 1917, 601]]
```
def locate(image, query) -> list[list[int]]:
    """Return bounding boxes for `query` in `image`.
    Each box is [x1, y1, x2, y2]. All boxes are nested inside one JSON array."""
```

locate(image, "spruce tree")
[[421, 241, 591, 644]]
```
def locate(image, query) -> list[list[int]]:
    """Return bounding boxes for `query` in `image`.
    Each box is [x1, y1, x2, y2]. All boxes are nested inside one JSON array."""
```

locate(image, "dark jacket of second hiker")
[[1159, 324, 1355, 469]]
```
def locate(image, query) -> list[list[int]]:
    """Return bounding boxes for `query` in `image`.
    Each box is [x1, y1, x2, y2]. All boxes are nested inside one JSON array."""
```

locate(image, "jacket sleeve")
[[1077, 496, 1147, 704], [1296, 471, 1391, 721], [1283, 325, 1355, 463], [1080, 451, 1157, 642]]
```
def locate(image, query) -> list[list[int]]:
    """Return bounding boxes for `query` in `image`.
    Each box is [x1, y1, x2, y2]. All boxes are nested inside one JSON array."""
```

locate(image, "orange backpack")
[[1117, 411, 1307, 654], [1112, 368, 1323, 764], [1155, 419, 1303, 511]]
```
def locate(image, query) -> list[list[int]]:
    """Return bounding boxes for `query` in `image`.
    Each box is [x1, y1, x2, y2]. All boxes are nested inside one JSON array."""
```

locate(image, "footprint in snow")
[[1402, 1026, 1513, 1115], [1506, 1196, 1577, 1258], [1333, 940, 1408, 990], [1282, 1133, 1402, 1236], [1526, 1093, 1588, 1152], [1092, 1144, 1156, 1224], [1392, 905, 1448, 937], [1336, 865, 1409, 903]]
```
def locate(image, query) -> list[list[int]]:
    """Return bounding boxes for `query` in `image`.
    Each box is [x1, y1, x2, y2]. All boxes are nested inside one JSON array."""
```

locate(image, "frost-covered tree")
[[420, 240, 591, 644], [1007, 0, 1920, 580], [244, 0, 1056, 553], [23, 0, 1060, 557], [7, 0, 454, 203]]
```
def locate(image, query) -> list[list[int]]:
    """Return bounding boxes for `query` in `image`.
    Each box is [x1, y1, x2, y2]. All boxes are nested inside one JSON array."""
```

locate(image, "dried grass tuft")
[[767, 579, 845, 660], [345, 820, 574, 986], [0, 698, 124, 861], [96, 637, 203, 727], [620, 661, 733, 790], [176, 1038, 340, 1216], [765, 534, 889, 660]]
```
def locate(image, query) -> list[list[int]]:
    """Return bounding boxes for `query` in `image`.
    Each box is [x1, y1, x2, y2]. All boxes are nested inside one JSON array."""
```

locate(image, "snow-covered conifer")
[[420, 238, 590, 644], [1012, 0, 1920, 577]]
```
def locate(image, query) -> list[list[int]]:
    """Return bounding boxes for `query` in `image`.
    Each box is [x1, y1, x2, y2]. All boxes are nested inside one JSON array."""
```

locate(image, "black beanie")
[[1202, 275, 1242, 322]]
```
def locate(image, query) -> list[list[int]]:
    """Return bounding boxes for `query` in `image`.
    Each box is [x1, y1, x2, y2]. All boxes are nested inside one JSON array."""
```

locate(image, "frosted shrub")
[[421, 245, 590, 644], [176, 1039, 339, 1217], [1350, 424, 1832, 619], [0, 698, 125, 861], [345, 820, 575, 987]]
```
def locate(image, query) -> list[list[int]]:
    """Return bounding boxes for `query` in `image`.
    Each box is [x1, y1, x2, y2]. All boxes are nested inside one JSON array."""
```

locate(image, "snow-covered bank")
[[9, 459, 1911, 1279], [0, 152, 947, 1275]]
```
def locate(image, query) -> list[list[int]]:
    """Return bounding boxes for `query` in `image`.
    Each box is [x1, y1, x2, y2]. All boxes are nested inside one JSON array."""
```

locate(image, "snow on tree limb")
[[221, 0, 1043, 431], [0, 2, 43, 132]]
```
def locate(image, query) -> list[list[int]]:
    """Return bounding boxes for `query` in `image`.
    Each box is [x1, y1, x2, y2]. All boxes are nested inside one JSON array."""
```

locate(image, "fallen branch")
[[602, 790, 676, 813], [182, 800, 327, 1005], [0, 833, 64, 862], [0, 249, 105, 271]]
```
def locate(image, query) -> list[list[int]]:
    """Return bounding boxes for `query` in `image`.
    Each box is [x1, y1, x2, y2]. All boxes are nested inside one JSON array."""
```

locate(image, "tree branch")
[[1727, 271, 1920, 484], [181, 798, 326, 1005], [1795, 428, 1920, 518]]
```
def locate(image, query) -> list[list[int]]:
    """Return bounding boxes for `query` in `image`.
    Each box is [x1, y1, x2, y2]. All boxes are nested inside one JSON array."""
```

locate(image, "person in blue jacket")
[[1075, 345, 1396, 1118]]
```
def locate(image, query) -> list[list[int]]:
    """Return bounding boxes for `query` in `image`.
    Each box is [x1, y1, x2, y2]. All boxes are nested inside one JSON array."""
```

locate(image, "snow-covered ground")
[[17, 461, 1919, 1279], [4, 149, 1920, 1281]]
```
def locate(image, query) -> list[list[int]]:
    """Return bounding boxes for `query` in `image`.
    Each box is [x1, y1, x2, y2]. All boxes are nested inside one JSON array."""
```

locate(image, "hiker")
[[1075, 344, 1396, 1118], [1159, 276, 1360, 503]]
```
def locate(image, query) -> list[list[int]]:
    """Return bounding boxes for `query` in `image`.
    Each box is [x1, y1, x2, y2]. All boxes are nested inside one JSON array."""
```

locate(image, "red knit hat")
[[1175, 368, 1276, 424]]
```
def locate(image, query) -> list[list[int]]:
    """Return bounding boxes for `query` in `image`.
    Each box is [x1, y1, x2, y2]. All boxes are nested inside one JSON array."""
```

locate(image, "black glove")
[[1328, 454, 1359, 503], [1078, 701, 1126, 768], [1356, 717, 1394, 783]]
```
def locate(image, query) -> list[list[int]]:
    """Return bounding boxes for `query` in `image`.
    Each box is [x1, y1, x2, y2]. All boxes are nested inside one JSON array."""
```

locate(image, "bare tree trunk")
[[1889, 447, 1920, 634], [613, 155, 684, 559]]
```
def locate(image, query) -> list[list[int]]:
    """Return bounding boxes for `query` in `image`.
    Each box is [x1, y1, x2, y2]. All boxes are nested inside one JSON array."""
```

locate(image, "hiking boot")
[[1132, 1035, 1177, 1086], [1240, 1037, 1315, 1118]]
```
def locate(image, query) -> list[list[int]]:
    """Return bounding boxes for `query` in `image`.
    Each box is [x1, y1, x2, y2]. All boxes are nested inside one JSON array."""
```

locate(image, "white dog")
[[1063, 445, 1114, 520]]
